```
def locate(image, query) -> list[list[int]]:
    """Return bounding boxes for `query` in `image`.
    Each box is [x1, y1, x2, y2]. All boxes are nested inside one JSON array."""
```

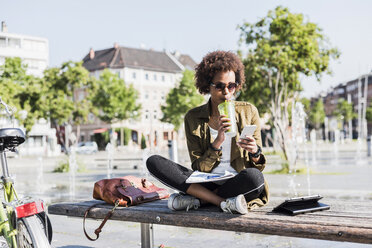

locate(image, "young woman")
[[147, 51, 268, 214]]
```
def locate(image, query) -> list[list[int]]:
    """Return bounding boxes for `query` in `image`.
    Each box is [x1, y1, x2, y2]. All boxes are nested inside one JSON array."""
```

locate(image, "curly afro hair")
[[194, 50, 245, 95]]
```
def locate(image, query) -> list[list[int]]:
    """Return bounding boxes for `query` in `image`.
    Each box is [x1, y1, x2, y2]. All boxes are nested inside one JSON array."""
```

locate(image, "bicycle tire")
[[17, 215, 51, 248]]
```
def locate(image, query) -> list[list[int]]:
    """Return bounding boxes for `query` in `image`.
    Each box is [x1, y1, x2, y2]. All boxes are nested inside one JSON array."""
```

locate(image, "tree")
[[0, 57, 44, 133], [309, 99, 326, 130], [366, 101, 372, 135], [91, 69, 141, 123], [238, 6, 339, 170], [161, 70, 204, 131], [91, 69, 140, 146], [124, 127, 131, 146], [42, 61, 95, 146], [16, 76, 46, 132], [333, 99, 355, 122], [366, 102, 372, 123], [333, 99, 355, 136], [141, 134, 147, 149], [0, 57, 24, 122]]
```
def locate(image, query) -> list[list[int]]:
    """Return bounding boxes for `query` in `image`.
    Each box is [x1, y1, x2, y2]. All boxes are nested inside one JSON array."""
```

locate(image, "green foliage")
[[124, 127, 131, 146], [161, 70, 204, 130], [333, 99, 356, 122], [42, 61, 95, 126], [16, 76, 47, 132], [266, 164, 308, 174], [53, 157, 87, 173], [53, 161, 69, 173], [300, 98, 311, 116], [0, 57, 45, 133], [0, 57, 24, 115], [238, 6, 339, 111], [309, 99, 326, 129], [366, 101, 372, 122], [0, 57, 27, 81], [91, 69, 141, 123], [141, 134, 147, 149]]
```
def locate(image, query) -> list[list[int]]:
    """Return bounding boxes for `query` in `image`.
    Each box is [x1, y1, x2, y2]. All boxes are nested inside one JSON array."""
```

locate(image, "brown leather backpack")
[[93, 175, 169, 206], [84, 175, 169, 241]]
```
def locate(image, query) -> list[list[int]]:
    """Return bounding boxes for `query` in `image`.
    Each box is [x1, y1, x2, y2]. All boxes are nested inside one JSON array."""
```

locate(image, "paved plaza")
[[3, 141, 372, 247]]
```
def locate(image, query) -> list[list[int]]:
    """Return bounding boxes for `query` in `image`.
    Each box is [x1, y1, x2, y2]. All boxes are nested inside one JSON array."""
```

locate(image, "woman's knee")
[[146, 155, 163, 172], [240, 168, 264, 188]]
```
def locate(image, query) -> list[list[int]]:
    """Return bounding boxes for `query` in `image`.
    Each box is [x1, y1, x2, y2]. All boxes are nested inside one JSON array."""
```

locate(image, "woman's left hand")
[[237, 136, 258, 153]]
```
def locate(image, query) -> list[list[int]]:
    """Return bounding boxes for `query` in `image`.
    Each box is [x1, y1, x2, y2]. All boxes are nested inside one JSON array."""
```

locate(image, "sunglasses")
[[210, 82, 239, 92]]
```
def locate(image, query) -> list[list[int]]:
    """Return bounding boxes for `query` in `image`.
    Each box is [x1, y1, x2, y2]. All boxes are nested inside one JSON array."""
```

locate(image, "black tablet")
[[272, 195, 330, 215]]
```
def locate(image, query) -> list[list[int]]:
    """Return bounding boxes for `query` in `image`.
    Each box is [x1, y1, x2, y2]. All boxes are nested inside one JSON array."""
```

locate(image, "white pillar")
[[347, 94, 353, 139]]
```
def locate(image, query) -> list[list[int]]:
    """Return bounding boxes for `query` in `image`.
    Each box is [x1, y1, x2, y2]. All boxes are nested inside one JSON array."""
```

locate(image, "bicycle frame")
[[0, 150, 18, 247]]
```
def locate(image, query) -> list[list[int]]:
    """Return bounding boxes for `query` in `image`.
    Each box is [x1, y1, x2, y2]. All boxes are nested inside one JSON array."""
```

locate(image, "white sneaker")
[[220, 194, 248, 214], [167, 193, 201, 211]]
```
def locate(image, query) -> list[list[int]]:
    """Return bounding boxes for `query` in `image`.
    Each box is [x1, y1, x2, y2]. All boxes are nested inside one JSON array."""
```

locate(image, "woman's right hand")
[[211, 114, 231, 150]]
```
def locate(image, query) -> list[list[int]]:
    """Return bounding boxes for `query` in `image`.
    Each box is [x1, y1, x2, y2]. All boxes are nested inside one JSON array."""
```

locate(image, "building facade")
[[79, 44, 197, 149], [313, 71, 372, 139]]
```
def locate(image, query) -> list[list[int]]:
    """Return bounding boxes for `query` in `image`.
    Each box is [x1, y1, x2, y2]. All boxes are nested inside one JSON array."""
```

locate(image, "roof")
[[176, 54, 197, 70], [82, 46, 196, 73]]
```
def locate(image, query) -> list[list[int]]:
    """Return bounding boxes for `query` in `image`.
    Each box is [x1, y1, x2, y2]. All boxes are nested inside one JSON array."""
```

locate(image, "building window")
[[162, 75, 165, 82], [145, 91, 149, 99], [161, 92, 165, 100], [0, 37, 6, 47], [145, 73, 149, 80], [35, 40, 46, 51], [154, 74, 157, 81], [163, 132, 168, 140], [145, 110, 149, 119], [8, 38, 20, 48], [154, 110, 157, 119], [23, 39, 46, 51], [133, 72, 136, 79]]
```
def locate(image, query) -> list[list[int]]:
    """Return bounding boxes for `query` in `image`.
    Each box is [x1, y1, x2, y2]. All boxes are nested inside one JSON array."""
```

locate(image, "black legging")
[[146, 155, 265, 202]]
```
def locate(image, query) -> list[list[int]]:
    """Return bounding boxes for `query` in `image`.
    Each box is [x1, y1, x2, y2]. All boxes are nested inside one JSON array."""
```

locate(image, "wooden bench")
[[48, 198, 372, 247]]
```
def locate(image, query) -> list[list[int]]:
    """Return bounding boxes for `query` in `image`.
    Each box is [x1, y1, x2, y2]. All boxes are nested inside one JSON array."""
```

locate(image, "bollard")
[[167, 140, 178, 163], [367, 136, 372, 157]]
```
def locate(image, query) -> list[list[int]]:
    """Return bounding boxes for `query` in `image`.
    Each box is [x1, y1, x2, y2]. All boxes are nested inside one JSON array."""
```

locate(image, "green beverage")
[[217, 100, 237, 137]]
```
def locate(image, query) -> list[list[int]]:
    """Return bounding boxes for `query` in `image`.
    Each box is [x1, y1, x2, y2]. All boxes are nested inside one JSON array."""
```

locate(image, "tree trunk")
[[269, 72, 296, 172], [76, 124, 81, 144], [54, 122, 66, 152]]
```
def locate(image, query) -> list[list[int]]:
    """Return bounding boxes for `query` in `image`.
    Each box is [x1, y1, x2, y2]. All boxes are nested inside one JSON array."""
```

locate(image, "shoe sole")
[[236, 195, 248, 214], [167, 193, 179, 210]]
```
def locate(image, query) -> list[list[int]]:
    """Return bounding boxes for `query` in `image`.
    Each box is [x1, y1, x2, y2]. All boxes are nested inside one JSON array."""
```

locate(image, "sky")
[[1, 0, 372, 98]]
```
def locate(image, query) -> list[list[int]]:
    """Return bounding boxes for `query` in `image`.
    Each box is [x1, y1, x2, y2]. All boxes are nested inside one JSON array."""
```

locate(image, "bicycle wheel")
[[17, 215, 51, 248]]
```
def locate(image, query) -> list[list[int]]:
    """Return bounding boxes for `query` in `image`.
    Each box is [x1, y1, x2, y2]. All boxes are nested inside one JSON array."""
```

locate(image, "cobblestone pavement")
[[3, 141, 372, 247]]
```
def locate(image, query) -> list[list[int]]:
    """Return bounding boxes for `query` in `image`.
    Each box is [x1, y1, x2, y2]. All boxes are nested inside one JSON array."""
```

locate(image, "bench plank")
[[48, 199, 372, 244]]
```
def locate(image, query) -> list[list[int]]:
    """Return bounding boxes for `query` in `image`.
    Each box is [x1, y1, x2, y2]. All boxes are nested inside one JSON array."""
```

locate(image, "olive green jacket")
[[184, 98, 269, 210]]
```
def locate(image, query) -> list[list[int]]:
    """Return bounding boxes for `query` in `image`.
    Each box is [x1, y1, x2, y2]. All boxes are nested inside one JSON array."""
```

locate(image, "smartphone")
[[239, 125, 257, 139]]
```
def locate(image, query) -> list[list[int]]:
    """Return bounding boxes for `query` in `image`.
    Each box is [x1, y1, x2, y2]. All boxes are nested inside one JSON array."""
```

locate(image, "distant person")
[[147, 51, 268, 214]]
